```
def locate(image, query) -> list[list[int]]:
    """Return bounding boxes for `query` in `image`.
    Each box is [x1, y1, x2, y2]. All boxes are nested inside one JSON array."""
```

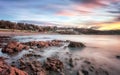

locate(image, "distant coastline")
[[0, 20, 120, 35]]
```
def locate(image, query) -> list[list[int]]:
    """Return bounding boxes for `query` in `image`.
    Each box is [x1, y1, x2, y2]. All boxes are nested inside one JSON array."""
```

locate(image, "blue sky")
[[0, 0, 120, 28]]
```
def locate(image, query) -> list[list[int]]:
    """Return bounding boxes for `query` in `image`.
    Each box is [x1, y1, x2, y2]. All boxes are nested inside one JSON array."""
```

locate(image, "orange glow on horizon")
[[98, 22, 120, 30]]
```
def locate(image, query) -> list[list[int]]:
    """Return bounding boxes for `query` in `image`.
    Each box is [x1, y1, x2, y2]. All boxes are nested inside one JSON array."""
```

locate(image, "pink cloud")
[[72, 5, 93, 14], [55, 0, 120, 17], [71, 0, 120, 13], [56, 10, 78, 17], [71, 0, 120, 15]]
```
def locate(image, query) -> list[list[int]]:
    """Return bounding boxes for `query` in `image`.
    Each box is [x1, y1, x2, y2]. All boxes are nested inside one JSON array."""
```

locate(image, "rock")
[[23, 53, 42, 58], [81, 70, 89, 75], [24, 40, 62, 48], [18, 58, 46, 75], [96, 68, 109, 75], [1, 40, 62, 53], [10, 67, 28, 75], [37, 41, 47, 48], [2, 41, 28, 54], [84, 60, 91, 64], [68, 41, 85, 48], [116, 55, 120, 59], [52, 40, 61, 42], [44, 58, 64, 72], [0, 57, 10, 75], [69, 58, 74, 67], [89, 66, 95, 72], [0, 57, 28, 75]]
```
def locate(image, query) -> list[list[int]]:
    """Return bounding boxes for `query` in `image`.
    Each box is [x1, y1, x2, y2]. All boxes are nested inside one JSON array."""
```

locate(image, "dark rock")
[[68, 41, 85, 48], [116, 55, 120, 59], [81, 70, 89, 75], [24, 53, 42, 58], [69, 58, 74, 67], [89, 66, 95, 72], [84, 60, 91, 64]]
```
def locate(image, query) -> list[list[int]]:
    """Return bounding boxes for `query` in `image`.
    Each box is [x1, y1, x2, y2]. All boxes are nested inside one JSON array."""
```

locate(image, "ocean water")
[[1, 34, 120, 75]]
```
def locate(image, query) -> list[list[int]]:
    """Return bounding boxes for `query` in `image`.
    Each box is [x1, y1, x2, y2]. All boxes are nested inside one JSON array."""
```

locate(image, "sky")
[[0, 0, 120, 30]]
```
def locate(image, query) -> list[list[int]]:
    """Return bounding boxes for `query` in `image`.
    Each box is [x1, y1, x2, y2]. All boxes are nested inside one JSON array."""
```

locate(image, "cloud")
[[67, 0, 110, 17], [71, 5, 93, 14], [70, 0, 120, 14], [114, 16, 120, 21], [0, 0, 120, 29], [56, 10, 78, 17], [107, 3, 120, 14], [107, 2, 120, 22], [70, 0, 108, 8]]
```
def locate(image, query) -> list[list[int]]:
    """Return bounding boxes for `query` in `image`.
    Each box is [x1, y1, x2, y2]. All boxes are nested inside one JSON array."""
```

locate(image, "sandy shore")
[[0, 31, 41, 36], [0, 31, 60, 37]]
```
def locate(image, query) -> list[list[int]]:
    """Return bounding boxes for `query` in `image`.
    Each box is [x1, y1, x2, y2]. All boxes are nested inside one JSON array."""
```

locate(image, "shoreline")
[[0, 31, 59, 37]]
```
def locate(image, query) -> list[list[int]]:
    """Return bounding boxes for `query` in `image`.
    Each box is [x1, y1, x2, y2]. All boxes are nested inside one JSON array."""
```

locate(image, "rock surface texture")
[[68, 41, 86, 48], [0, 57, 28, 75]]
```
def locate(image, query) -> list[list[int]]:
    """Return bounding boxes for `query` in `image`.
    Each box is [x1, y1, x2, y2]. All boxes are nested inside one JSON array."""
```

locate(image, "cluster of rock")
[[1, 39, 86, 54], [0, 56, 64, 75], [2, 40, 63, 54], [0, 57, 28, 75], [0, 39, 87, 75], [23, 40, 62, 48], [2, 41, 29, 54], [18, 58, 46, 75], [15, 57, 64, 75]]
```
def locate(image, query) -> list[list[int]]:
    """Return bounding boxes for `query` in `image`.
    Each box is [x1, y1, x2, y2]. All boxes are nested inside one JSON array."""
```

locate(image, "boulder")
[[68, 41, 86, 48], [116, 56, 120, 59], [2, 41, 28, 54]]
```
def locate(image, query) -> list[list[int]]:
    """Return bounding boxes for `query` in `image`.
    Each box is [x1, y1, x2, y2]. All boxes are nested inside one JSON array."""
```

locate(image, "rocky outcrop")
[[2, 41, 29, 54], [18, 58, 46, 75], [1, 40, 62, 54], [44, 58, 64, 72], [24, 40, 62, 48], [0, 57, 28, 75], [68, 41, 86, 48]]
